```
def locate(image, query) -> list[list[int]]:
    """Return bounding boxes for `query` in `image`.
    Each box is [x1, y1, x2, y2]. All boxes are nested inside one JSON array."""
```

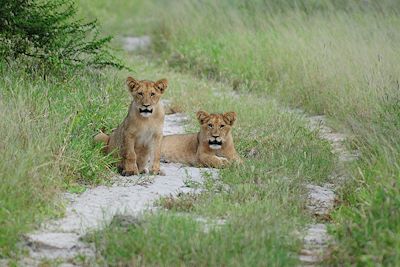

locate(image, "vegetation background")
[[0, 0, 399, 265], [110, 1, 400, 264]]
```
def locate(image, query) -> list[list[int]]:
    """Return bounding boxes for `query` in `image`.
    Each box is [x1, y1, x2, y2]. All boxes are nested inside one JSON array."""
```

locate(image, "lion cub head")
[[196, 110, 237, 150], [126, 76, 168, 118]]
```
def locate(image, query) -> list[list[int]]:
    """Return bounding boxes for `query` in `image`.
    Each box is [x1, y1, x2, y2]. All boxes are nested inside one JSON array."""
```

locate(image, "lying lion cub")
[[95, 76, 168, 176], [161, 111, 242, 168]]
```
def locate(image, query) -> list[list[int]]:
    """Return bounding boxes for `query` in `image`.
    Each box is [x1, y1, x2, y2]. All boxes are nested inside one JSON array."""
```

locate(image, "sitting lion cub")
[[161, 110, 241, 168], [95, 76, 168, 176]]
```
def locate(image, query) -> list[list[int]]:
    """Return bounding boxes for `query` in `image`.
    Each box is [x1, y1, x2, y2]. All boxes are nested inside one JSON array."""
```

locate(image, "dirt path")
[[300, 115, 358, 265], [21, 112, 217, 266]]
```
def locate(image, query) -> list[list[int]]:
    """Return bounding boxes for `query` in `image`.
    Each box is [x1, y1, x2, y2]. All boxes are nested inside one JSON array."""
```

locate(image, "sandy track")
[[300, 115, 358, 265]]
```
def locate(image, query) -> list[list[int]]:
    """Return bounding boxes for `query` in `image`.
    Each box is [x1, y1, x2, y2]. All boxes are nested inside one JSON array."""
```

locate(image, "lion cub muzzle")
[[138, 104, 153, 117], [208, 137, 223, 150]]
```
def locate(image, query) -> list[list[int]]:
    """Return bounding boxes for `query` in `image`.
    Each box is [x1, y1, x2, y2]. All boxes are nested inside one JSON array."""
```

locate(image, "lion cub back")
[[161, 133, 198, 165]]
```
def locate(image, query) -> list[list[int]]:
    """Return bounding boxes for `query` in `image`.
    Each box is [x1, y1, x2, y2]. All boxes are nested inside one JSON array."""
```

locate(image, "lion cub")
[[95, 77, 168, 176], [161, 111, 241, 168]]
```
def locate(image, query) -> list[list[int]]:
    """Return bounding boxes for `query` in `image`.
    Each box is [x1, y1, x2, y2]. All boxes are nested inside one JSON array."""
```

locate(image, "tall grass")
[[0, 60, 129, 257], [0, 84, 62, 257], [2, 0, 399, 264], [126, 0, 400, 265], [76, 0, 156, 37], [0, 51, 335, 263], [87, 61, 334, 266]]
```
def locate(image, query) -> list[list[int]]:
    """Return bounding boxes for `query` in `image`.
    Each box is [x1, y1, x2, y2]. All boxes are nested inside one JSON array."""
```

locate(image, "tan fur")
[[161, 111, 242, 168], [94, 131, 109, 144], [94, 76, 168, 176]]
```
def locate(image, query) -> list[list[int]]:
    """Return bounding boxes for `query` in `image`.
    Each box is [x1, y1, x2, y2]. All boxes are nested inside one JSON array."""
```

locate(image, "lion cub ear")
[[223, 112, 237, 126], [196, 110, 210, 124], [155, 79, 168, 94], [126, 76, 139, 92]]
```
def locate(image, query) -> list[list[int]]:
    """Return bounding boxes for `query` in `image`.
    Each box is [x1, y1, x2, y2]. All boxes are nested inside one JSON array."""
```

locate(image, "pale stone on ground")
[[306, 184, 335, 217], [299, 224, 331, 264]]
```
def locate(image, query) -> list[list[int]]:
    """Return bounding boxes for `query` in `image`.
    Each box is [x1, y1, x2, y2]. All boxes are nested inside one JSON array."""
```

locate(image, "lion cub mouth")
[[209, 140, 222, 149], [139, 107, 153, 117]]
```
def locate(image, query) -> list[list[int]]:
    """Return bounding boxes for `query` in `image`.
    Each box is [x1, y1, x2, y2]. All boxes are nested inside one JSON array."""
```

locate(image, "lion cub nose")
[[212, 134, 219, 138], [143, 104, 150, 107]]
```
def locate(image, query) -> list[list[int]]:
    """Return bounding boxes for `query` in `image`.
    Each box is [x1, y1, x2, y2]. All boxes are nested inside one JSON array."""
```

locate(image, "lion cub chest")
[[132, 117, 163, 148], [136, 128, 156, 146]]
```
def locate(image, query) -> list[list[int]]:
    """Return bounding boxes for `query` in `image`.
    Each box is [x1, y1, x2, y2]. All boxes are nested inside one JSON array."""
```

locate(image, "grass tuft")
[[0, 59, 129, 257]]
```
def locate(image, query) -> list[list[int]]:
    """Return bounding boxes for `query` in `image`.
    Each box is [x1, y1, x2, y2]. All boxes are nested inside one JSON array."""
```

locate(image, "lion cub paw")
[[216, 156, 229, 166], [149, 168, 165, 176], [121, 169, 139, 176]]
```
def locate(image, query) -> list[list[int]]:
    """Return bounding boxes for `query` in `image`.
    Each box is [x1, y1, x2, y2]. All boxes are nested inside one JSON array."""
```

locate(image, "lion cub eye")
[[220, 125, 225, 128], [138, 92, 143, 96], [151, 92, 155, 96], [208, 123, 213, 128]]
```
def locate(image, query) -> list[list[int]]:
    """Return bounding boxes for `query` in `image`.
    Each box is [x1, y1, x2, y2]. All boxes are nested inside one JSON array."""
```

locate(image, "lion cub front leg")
[[120, 136, 139, 176], [150, 133, 163, 175], [135, 146, 150, 174], [224, 150, 243, 165], [199, 153, 229, 168]]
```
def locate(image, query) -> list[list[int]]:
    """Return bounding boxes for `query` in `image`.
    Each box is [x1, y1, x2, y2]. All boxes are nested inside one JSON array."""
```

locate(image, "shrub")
[[0, 0, 123, 68]]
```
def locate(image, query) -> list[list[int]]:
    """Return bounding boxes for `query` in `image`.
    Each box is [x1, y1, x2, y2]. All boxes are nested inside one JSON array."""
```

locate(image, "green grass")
[[75, 0, 156, 40], [76, 0, 400, 265], [0, 48, 334, 264], [107, 1, 400, 265], [87, 58, 334, 266], [89, 212, 299, 266], [0, 59, 132, 257], [3, 0, 399, 265]]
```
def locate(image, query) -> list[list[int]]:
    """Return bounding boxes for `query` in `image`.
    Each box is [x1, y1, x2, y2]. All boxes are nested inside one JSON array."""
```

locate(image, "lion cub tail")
[[94, 131, 109, 145]]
